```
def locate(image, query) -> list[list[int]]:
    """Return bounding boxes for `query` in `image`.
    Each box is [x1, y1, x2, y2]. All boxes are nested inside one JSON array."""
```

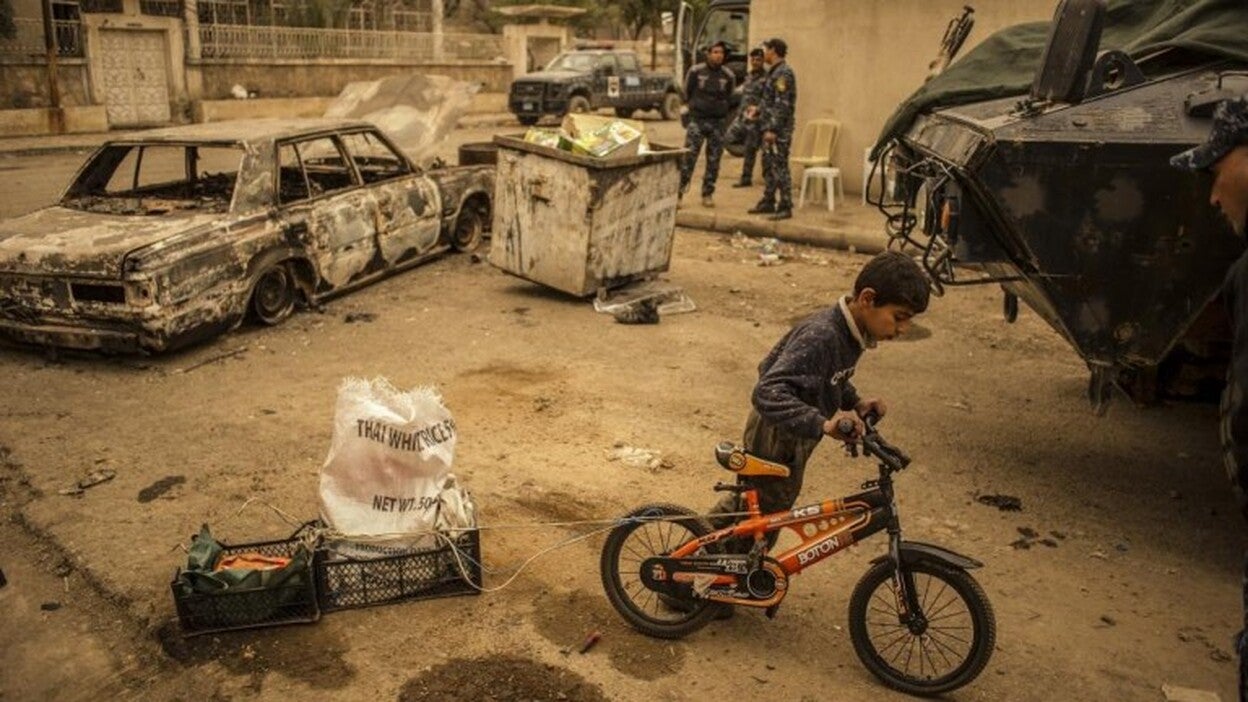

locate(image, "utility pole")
[[40, 0, 64, 133]]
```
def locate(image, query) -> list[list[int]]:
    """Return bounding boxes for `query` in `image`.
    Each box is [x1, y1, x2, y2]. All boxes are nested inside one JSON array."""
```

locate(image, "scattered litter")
[[611, 298, 660, 324], [344, 312, 377, 324], [59, 467, 116, 496], [578, 630, 602, 654], [1210, 649, 1233, 663], [469, 253, 484, 264], [1099, 614, 1117, 626], [1162, 683, 1223, 702], [945, 400, 973, 412], [1039, 538, 1058, 548], [1114, 542, 1130, 553], [593, 281, 697, 325], [1009, 538, 1031, 550], [40, 602, 61, 611], [606, 443, 668, 471], [1050, 530, 1067, 540], [0, 567, 6, 589], [1089, 550, 1109, 560], [1017, 526, 1038, 539], [976, 493, 1022, 511]]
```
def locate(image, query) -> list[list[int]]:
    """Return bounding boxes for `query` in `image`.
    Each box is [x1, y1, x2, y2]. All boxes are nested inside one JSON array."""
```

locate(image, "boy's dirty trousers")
[[710, 409, 820, 549]]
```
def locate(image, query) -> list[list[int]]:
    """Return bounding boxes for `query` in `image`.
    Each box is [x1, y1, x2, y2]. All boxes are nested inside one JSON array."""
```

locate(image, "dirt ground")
[[0, 123, 1244, 701]]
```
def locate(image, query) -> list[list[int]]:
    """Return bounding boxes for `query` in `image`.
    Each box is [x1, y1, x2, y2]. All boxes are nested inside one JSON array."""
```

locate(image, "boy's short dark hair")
[[853, 251, 931, 313], [708, 40, 728, 53], [749, 47, 764, 58]]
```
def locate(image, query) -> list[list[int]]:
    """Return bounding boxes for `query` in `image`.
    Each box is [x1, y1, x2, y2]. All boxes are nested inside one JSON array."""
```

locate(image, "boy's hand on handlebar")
[[824, 411, 864, 442], [855, 398, 887, 423]]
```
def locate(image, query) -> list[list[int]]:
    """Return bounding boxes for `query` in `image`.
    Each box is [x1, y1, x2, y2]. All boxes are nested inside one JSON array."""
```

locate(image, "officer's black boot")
[[770, 203, 793, 220], [748, 200, 776, 215], [732, 178, 753, 188]]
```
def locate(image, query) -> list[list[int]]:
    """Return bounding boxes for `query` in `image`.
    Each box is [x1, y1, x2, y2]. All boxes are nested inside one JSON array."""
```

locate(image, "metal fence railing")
[[0, 17, 83, 58], [198, 24, 504, 62]]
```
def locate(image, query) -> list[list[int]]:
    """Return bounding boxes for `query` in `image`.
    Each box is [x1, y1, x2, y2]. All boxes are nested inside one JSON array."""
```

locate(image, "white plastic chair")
[[799, 166, 844, 212]]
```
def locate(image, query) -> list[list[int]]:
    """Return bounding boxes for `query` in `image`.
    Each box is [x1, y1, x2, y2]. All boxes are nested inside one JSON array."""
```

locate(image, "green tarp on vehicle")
[[873, 0, 1248, 158]]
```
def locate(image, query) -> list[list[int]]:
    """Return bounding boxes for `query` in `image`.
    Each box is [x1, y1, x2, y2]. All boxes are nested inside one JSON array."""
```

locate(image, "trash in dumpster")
[[522, 114, 650, 160]]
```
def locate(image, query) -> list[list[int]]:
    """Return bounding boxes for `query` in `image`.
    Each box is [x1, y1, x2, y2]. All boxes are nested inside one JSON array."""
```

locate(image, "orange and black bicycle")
[[599, 415, 996, 696]]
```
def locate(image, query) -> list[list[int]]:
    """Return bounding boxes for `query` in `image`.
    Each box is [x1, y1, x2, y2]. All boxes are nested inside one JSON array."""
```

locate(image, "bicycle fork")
[[885, 498, 929, 635]]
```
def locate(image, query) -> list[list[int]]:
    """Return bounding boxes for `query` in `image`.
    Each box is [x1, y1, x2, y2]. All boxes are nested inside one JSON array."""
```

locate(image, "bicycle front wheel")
[[599, 503, 720, 639], [848, 560, 996, 696]]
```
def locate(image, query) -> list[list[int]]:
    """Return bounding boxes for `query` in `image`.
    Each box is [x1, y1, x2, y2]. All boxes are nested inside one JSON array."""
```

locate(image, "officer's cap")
[[1171, 96, 1248, 172]]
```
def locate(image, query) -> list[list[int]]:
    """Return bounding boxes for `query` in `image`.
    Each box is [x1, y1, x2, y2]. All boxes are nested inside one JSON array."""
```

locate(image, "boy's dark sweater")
[[751, 304, 863, 440]]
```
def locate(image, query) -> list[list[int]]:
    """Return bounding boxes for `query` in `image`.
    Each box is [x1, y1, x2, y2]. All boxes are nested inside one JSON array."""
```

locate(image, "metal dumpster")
[[488, 134, 684, 297]]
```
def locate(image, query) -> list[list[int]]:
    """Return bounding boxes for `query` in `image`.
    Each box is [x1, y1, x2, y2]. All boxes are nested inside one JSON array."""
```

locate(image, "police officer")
[[726, 47, 766, 188], [748, 37, 797, 221], [1171, 96, 1248, 701], [679, 41, 735, 208]]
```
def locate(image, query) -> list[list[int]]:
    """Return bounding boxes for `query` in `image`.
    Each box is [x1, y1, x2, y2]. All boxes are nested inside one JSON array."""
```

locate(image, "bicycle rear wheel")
[[848, 560, 996, 696], [599, 503, 720, 639]]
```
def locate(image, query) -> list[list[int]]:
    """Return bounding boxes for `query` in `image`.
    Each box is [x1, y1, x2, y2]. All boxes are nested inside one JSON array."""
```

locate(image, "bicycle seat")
[[714, 442, 791, 478]]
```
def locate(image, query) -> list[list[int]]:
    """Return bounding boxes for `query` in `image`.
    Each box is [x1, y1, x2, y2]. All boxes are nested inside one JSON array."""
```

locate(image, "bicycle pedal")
[[765, 604, 781, 620]]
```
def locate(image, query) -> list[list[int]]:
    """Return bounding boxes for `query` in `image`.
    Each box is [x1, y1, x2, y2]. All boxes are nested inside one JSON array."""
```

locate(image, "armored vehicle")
[[873, 0, 1248, 409]]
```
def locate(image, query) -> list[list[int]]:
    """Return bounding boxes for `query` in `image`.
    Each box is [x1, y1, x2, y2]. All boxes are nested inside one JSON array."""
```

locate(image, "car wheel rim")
[[254, 267, 293, 323]]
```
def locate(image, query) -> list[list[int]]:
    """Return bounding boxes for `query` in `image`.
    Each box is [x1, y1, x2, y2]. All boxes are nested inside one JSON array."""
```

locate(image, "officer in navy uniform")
[[1171, 95, 1248, 702], [679, 41, 736, 208], [726, 47, 767, 187], [748, 37, 797, 220]]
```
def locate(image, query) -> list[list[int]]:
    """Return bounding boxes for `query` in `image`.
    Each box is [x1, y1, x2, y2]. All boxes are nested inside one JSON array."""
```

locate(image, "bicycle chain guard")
[[640, 554, 789, 609]]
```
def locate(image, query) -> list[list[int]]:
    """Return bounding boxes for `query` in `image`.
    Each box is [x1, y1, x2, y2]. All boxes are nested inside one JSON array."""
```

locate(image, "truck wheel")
[[568, 95, 591, 114], [614, 107, 636, 119], [660, 92, 682, 120], [518, 115, 539, 126]]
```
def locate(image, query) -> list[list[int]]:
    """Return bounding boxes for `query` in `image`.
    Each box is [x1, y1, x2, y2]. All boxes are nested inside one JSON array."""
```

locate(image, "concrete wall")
[[751, 0, 1053, 193], [193, 90, 507, 123], [193, 61, 512, 100], [0, 62, 92, 109], [0, 105, 108, 136]]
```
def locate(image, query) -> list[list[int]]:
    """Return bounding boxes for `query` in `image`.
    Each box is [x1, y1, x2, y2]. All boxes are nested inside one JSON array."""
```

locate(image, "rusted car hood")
[[0, 206, 219, 278]]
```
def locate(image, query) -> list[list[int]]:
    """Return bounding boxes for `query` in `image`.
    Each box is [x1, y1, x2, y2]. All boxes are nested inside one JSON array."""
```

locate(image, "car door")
[[616, 53, 647, 108], [595, 54, 621, 109], [275, 134, 383, 290], [339, 129, 442, 267]]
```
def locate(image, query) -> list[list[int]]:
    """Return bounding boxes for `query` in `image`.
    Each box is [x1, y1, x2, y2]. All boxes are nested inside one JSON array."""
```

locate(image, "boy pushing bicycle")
[[714, 250, 932, 522]]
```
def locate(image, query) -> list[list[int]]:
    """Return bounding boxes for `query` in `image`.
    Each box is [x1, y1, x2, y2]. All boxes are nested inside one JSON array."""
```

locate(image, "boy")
[[716, 250, 931, 520]]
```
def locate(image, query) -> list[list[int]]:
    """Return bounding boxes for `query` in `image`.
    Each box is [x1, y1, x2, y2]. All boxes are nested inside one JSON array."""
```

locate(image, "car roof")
[[106, 118, 378, 146]]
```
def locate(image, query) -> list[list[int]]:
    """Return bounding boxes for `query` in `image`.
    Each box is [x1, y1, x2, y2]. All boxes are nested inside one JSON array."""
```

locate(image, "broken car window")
[[339, 132, 410, 185], [65, 143, 242, 215], [292, 137, 359, 198], [278, 143, 311, 205]]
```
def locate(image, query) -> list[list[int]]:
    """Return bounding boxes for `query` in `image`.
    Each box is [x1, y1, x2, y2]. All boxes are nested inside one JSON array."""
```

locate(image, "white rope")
[[181, 498, 756, 594]]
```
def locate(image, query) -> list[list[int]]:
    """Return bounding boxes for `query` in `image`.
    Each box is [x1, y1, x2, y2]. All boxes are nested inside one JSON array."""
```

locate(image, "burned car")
[[0, 119, 492, 353]]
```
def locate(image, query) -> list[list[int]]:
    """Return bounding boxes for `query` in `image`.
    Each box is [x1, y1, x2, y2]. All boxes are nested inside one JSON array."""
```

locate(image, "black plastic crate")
[[171, 525, 320, 637], [314, 529, 482, 611]]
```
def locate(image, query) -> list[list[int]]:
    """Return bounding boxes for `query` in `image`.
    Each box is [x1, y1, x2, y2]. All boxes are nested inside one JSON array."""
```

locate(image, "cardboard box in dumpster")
[[561, 114, 648, 159]]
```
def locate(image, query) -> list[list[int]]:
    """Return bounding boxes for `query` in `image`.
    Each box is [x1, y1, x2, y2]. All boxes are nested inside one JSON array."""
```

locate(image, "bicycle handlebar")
[[840, 411, 912, 473]]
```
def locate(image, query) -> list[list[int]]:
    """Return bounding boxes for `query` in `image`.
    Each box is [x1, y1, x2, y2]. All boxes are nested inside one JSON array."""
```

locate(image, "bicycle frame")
[[670, 469, 903, 578]]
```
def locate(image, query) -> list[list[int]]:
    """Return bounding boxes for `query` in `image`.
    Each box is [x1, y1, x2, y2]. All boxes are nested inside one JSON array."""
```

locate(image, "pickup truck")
[[508, 49, 683, 125]]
